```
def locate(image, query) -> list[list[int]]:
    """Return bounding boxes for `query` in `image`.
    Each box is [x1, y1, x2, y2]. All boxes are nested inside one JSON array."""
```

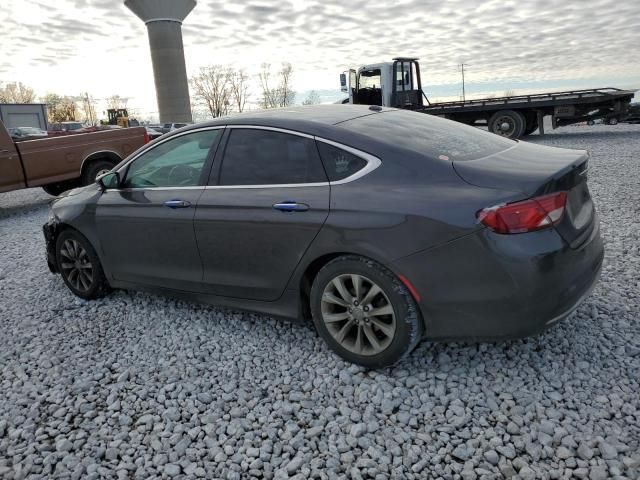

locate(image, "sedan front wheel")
[[310, 255, 423, 368], [55, 230, 110, 299]]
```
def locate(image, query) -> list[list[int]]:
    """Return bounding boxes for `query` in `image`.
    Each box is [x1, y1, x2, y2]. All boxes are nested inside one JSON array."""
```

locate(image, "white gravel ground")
[[1, 123, 639, 480]]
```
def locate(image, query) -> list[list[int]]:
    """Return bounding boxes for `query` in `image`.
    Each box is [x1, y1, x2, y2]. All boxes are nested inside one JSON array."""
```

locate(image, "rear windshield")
[[340, 110, 514, 161]]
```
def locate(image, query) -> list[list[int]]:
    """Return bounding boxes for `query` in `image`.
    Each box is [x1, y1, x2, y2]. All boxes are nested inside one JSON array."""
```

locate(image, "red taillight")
[[477, 191, 567, 234], [143, 131, 150, 144]]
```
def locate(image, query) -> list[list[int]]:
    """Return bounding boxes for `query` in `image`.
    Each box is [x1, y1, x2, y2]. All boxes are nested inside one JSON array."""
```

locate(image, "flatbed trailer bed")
[[419, 88, 636, 134]]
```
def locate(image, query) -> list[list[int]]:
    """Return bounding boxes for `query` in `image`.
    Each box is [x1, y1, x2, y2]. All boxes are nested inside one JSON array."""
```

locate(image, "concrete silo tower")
[[124, 0, 196, 123]]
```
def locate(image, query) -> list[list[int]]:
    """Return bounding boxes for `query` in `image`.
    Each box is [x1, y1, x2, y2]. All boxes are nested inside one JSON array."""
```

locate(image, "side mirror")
[[340, 73, 348, 93], [98, 171, 120, 190]]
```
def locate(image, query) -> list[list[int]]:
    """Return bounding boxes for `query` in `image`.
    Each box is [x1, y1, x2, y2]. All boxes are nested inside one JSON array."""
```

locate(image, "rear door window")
[[218, 129, 327, 185]]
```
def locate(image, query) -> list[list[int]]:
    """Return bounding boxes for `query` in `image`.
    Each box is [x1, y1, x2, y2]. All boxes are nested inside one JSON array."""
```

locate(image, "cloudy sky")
[[1, 0, 638, 120]]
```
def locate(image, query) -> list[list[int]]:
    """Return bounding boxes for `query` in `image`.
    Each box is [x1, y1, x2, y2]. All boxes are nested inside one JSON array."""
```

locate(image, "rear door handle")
[[164, 199, 191, 209], [273, 201, 309, 212]]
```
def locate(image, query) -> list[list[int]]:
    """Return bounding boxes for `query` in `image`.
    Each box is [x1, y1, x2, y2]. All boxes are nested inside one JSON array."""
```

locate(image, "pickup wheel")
[[42, 179, 78, 196], [488, 110, 526, 139], [82, 159, 115, 186]]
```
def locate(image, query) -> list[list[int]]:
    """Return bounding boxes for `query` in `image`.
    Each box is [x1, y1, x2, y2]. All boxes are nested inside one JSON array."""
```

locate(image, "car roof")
[[184, 104, 395, 136]]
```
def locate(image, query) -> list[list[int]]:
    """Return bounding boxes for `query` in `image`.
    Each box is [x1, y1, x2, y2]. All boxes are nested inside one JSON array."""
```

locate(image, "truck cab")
[[341, 58, 425, 109]]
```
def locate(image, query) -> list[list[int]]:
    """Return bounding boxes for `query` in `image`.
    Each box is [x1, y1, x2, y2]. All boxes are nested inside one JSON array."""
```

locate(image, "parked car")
[[623, 102, 640, 124], [0, 120, 148, 196], [43, 105, 603, 368], [145, 126, 163, 140], [8, 126, 48, 141], [48, 122, 97, 136], [160, 122, 192, 134]]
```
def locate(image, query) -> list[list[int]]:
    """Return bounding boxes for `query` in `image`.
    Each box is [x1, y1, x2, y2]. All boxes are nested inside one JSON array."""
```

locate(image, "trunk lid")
[[453, 141, 594, 248]]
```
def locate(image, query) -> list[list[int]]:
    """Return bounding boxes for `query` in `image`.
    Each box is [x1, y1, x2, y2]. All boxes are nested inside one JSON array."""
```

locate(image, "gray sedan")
[[43, 105, 603, 367]]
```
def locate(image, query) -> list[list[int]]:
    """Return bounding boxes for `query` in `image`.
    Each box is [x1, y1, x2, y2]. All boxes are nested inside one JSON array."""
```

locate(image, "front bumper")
[[392, 216, 604, 340], [43, 219, 59, 274]]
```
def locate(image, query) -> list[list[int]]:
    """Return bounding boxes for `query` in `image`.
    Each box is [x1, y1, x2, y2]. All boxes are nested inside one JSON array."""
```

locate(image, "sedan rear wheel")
[[321, 273, 397, 356], [310, 255, 423, 368], [55, 230, 110, 299]]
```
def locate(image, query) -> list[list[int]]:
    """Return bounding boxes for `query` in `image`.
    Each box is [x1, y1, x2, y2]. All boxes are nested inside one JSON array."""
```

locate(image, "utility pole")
[[460, 63, 468, 102]]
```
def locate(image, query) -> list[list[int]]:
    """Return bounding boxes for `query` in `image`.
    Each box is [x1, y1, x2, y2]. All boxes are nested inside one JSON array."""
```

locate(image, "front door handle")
[[273, 201, 309, 212], [164, 199, 191, 209]]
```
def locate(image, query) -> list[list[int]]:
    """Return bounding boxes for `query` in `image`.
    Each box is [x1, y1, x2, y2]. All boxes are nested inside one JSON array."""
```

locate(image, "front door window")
[[123, 130, 221, 188]]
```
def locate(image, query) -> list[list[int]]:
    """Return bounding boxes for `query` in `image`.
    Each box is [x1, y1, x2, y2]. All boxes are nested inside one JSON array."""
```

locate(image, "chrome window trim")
[[227, 124, 314, 139], [204, 182, 330, 190], [105, 125, 382, 191], [114, 126, 226, 174], [210, 125, 382, 189], [313, 137, 382, 185], [103, 186, 205, 193]]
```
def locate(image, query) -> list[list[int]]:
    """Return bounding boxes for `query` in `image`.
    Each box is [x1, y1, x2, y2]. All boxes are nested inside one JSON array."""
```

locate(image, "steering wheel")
[[167, 164, 199, 186]]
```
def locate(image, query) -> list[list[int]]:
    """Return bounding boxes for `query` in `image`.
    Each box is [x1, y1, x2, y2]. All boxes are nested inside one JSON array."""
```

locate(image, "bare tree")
[[503, 89, 515, 98], [106, 95, 128, 110], [229, 69, 250, 113], [302, 90, 321, 105], [258, 63, 278, 109], [190, 66, 232, 118], [259, 62, 296, 109], [79, 92, 98, 125], [42, 93, 77, 123], [279, 63, 294, 107], [0, 82, 36, 103]]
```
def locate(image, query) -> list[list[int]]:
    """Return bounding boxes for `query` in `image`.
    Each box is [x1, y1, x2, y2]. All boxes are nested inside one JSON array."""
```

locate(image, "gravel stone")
[[484, 450, 500, 465], [1, 124, 639, 480]]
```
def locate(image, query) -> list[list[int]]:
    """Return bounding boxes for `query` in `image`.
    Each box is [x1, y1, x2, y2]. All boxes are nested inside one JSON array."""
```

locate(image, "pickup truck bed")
[[1, 122, 148, 195]]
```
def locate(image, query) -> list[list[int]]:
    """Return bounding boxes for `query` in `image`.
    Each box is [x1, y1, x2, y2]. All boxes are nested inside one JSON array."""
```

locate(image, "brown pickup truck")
[[1, 121, 148, 196]]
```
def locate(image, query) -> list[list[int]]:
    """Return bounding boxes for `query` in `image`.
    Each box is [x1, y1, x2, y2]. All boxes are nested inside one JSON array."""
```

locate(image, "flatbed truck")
[[340, 58, 636, 139]]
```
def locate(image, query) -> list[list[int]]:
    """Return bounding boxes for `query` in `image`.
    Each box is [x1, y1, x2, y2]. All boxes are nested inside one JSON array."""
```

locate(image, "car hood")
[[51, 183, 101, 217]]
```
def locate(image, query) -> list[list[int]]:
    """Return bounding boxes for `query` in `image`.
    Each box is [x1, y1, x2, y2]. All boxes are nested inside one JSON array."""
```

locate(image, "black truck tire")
[[42, 179, 79, 196], [82, 159, 116, 186], [523, 116, 539, 136], [488, 110, 526, 139]]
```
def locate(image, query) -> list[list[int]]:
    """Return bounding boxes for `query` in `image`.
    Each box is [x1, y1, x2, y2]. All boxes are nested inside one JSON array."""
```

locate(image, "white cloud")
[[2, 0, 639, 120]]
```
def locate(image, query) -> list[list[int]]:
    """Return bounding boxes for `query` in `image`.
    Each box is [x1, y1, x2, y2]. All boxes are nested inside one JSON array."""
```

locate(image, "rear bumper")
[[392, 215, 604, 340]]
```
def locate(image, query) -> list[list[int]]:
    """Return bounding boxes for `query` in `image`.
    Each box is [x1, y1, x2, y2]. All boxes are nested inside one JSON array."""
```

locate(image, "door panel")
[[97, 188, 205, 290], [94, 128, 223, 290], [195, 185, 329, 300]]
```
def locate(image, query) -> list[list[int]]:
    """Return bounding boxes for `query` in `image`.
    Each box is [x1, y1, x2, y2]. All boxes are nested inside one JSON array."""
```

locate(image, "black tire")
[[42, 184, 68, 196], [522, 112, 539, 136], [608, 117, 618, 126], [55, 229, 110, 300], [310, 255, 423, 368], [587, 120, 595, 126], [488, 110, 526, 139], [42, 179, 79, 196], [82, 159, 116, 186]]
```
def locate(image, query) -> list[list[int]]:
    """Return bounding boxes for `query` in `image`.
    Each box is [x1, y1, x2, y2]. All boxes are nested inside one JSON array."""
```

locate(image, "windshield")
[[340, 110, 515, 162], [359, 69, 381, 89]]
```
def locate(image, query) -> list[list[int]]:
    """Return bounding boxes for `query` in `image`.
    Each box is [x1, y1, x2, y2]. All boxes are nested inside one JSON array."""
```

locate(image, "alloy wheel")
[[320, 274, 396, 356], [59, 238, 94, 292]]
